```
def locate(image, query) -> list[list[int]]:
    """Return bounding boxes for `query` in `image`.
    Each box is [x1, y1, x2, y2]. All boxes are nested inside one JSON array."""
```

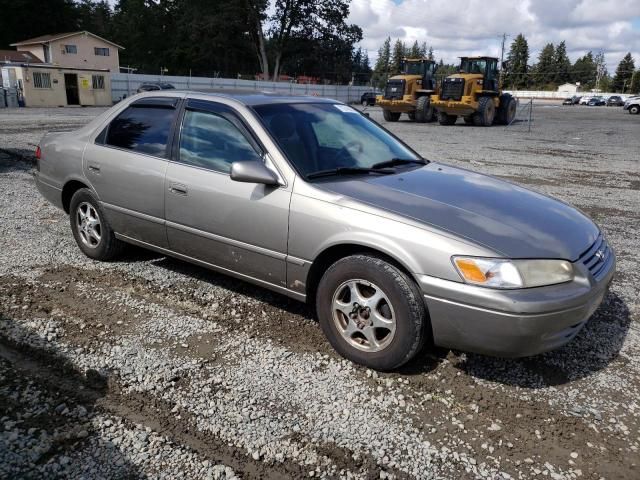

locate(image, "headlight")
[[452, 257, 574, 289]]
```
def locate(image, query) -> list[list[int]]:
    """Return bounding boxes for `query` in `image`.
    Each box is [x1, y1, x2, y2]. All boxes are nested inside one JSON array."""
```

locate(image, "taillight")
[[35, 146, 41, 171]]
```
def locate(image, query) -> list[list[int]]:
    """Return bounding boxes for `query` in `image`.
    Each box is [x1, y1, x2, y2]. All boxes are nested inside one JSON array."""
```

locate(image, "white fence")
[[504, 90, 624, 99], [110, 73, 375, 104]]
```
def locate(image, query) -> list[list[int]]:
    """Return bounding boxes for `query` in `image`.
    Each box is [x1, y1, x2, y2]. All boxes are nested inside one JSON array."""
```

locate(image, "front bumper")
[[417, 251, 615, 357], [431, 96, 477, 116], [376, 95, 415, 113]]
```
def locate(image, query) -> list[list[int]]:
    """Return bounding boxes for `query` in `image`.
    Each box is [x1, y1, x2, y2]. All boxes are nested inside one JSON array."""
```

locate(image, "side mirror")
[[230, 160, 279, 185]]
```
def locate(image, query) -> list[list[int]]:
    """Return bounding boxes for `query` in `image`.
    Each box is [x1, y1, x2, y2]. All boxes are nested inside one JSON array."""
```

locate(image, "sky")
[[348, 0, 640, 71]]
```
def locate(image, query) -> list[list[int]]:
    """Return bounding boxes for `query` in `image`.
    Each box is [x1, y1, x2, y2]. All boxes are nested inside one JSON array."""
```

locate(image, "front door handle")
[[87, 164, 101, 173], [169, 183, 188, 195]]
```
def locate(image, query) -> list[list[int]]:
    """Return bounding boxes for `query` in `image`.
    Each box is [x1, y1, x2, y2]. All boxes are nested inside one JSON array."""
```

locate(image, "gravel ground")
[[0, 102, 639, 479]]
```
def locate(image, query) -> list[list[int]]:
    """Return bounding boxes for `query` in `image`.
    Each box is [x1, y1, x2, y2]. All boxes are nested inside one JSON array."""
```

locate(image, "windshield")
[[253, 103, 422, 178], [404, 62, 423, 75], [460, 59, 486, 74]]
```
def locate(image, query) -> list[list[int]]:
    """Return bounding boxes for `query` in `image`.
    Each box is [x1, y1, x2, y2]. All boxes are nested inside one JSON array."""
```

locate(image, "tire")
[[407, 111, 416, 121], [69, 188, 124, 261], [463, 116, 474, 125], [414, 96, 434, 123], [629, 105, 640, 115], [473, 96, 496, 126], [383, 109, 401, 122], [496, 93, 517, 125], [438, 111, 457, 125], [316, 254, 427, 371]]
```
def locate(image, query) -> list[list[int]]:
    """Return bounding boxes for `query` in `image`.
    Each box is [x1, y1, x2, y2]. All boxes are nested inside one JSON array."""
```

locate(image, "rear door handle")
[[87, 164, 101, 173], [169, 183, 188, 195]]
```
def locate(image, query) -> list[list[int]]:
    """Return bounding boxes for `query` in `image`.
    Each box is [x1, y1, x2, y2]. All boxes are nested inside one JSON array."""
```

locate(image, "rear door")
[[164, 98, 291, 287], [84, 97, 180, 247]]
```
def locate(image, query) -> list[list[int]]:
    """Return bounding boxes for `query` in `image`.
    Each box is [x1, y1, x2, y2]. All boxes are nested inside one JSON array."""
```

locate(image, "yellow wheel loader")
[[376, 58, 438, 123], [430, 56, 517, 126]]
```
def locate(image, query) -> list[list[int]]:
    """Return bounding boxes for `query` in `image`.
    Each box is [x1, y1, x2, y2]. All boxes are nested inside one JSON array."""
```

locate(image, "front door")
[[84, 97, 180, 248], [64, 73, 79, 105], [164, 99, 291, 287]]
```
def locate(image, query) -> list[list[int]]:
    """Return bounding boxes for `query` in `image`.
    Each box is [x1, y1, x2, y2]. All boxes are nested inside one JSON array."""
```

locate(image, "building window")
[[94, 47, 110, 56], [92, 75, 105, 90], [64, 45, 77, 54], [33, 72, 52, 89]]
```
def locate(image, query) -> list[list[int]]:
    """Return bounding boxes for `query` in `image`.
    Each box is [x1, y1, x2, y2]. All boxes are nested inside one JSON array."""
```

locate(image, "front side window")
[[33, 72, 52, 89], [92, 75, 105, 89], [179, 109, 261, 174], [253, 103, 421, 177], [105, 106, 175, 157], [94, 47, 110, 56], [64, 44, 77, 54]]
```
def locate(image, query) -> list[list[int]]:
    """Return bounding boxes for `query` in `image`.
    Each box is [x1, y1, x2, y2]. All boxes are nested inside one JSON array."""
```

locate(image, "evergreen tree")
[[571, 52, 596, 89], [553, 41, 571, 84], [427, 46, 434, 61], [503, 33, 529, 89], [372, 37, 391, 88], [390, 39, 405, 74], [420, 42, 428, 57], [629, 70, 640, 95], [409, 40, 420, 58], [612, 53, 636, 92], [533, 43, 555, 88]]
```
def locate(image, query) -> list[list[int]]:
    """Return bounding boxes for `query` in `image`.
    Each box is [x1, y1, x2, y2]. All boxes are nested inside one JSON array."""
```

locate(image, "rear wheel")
[[69, 188, 124, 261], [316, 255, 427, 371], [414, 96, 435, 123], [383, 109, 401, 122], [629, 105, 640, 114], [463, 116, 474, 125], [496, 93, 517, 125], [407, 111, 416, 121], [473, 97, 496, 126], [438, 111, 457, 125]]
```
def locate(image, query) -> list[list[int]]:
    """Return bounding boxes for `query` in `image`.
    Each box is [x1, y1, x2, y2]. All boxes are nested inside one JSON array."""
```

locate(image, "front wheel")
[[629, 105, 640, 114], [383, 109, 401, 122], [414, 96, 435, 123], [316, 255, 427, 371]]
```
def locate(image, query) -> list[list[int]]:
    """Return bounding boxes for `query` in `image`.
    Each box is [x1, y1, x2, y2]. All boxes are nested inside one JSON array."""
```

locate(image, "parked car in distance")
[[562, 97, 573, 105], [579, 96, 592, 105], [360, 91, 377, 106], [606, 95, 624, 106], [623, 96, 640, 114], [587, 96, 605, 106], [136, 82, 176, 93], [34, 91, 615, 371]]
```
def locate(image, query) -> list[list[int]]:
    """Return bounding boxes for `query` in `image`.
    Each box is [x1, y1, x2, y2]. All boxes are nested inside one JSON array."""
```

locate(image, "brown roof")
[[10, 31, 124, 49], [0, 49, 43, 63]]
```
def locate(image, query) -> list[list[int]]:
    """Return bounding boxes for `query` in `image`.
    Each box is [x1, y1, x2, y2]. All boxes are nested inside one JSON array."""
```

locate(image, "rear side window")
[[179, 109, 261, 173], [106, 106, 175, 157]]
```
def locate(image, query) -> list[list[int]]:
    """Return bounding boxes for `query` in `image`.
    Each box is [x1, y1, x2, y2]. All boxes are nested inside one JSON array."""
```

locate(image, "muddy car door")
[[164, 99, 290, 288], [84, 97, 180, 248]]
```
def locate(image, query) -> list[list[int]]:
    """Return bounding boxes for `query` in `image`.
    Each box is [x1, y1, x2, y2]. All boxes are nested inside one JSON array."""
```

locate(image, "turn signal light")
[[454, 258, 487, 282], [35, 146, 41, 159]]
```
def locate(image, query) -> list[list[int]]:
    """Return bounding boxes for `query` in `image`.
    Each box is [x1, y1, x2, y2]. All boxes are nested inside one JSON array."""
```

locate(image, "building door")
[[64, 73, 79, 105]]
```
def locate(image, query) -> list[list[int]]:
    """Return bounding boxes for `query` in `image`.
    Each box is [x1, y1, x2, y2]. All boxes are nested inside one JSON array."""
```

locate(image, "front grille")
[[384, 80, 405, 100], [440, 77, 464, 101], [579, 233, 611, 280]]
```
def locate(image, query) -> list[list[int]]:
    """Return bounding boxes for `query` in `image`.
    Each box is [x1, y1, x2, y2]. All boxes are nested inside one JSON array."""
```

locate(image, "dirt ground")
[[0, 102, 639, 479]]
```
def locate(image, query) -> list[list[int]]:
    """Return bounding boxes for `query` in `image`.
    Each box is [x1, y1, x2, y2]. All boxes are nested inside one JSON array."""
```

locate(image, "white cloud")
[[350, 0, 640, 71]]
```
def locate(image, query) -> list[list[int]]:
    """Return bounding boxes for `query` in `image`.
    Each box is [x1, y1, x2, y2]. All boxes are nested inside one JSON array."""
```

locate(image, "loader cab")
[[401, 58, 437, 91], [459, 56, 499, 92]]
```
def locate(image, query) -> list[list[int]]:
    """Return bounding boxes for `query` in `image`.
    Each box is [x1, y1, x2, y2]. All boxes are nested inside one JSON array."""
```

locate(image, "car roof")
[[134, 89, 340, 107]]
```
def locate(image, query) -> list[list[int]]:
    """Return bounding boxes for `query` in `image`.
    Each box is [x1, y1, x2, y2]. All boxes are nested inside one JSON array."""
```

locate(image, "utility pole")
[[499, 33, 509, 88]]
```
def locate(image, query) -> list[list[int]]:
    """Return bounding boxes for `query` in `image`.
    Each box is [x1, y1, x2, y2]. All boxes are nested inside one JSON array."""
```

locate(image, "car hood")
[[315, 163, 598, 261]]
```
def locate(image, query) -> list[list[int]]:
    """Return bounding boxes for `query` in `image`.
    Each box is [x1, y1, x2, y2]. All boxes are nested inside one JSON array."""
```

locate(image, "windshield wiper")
[[306, 167, 394, 180], [371, 158, 426, 169]]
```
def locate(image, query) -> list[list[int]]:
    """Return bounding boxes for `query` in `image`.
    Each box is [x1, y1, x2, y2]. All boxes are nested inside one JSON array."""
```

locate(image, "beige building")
[[11, 31, 123, 73], [1, 63, 112, 107]]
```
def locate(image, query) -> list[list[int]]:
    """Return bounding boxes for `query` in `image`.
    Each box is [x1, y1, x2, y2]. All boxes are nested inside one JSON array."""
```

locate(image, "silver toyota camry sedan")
[[34, 91, 615, 370]]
